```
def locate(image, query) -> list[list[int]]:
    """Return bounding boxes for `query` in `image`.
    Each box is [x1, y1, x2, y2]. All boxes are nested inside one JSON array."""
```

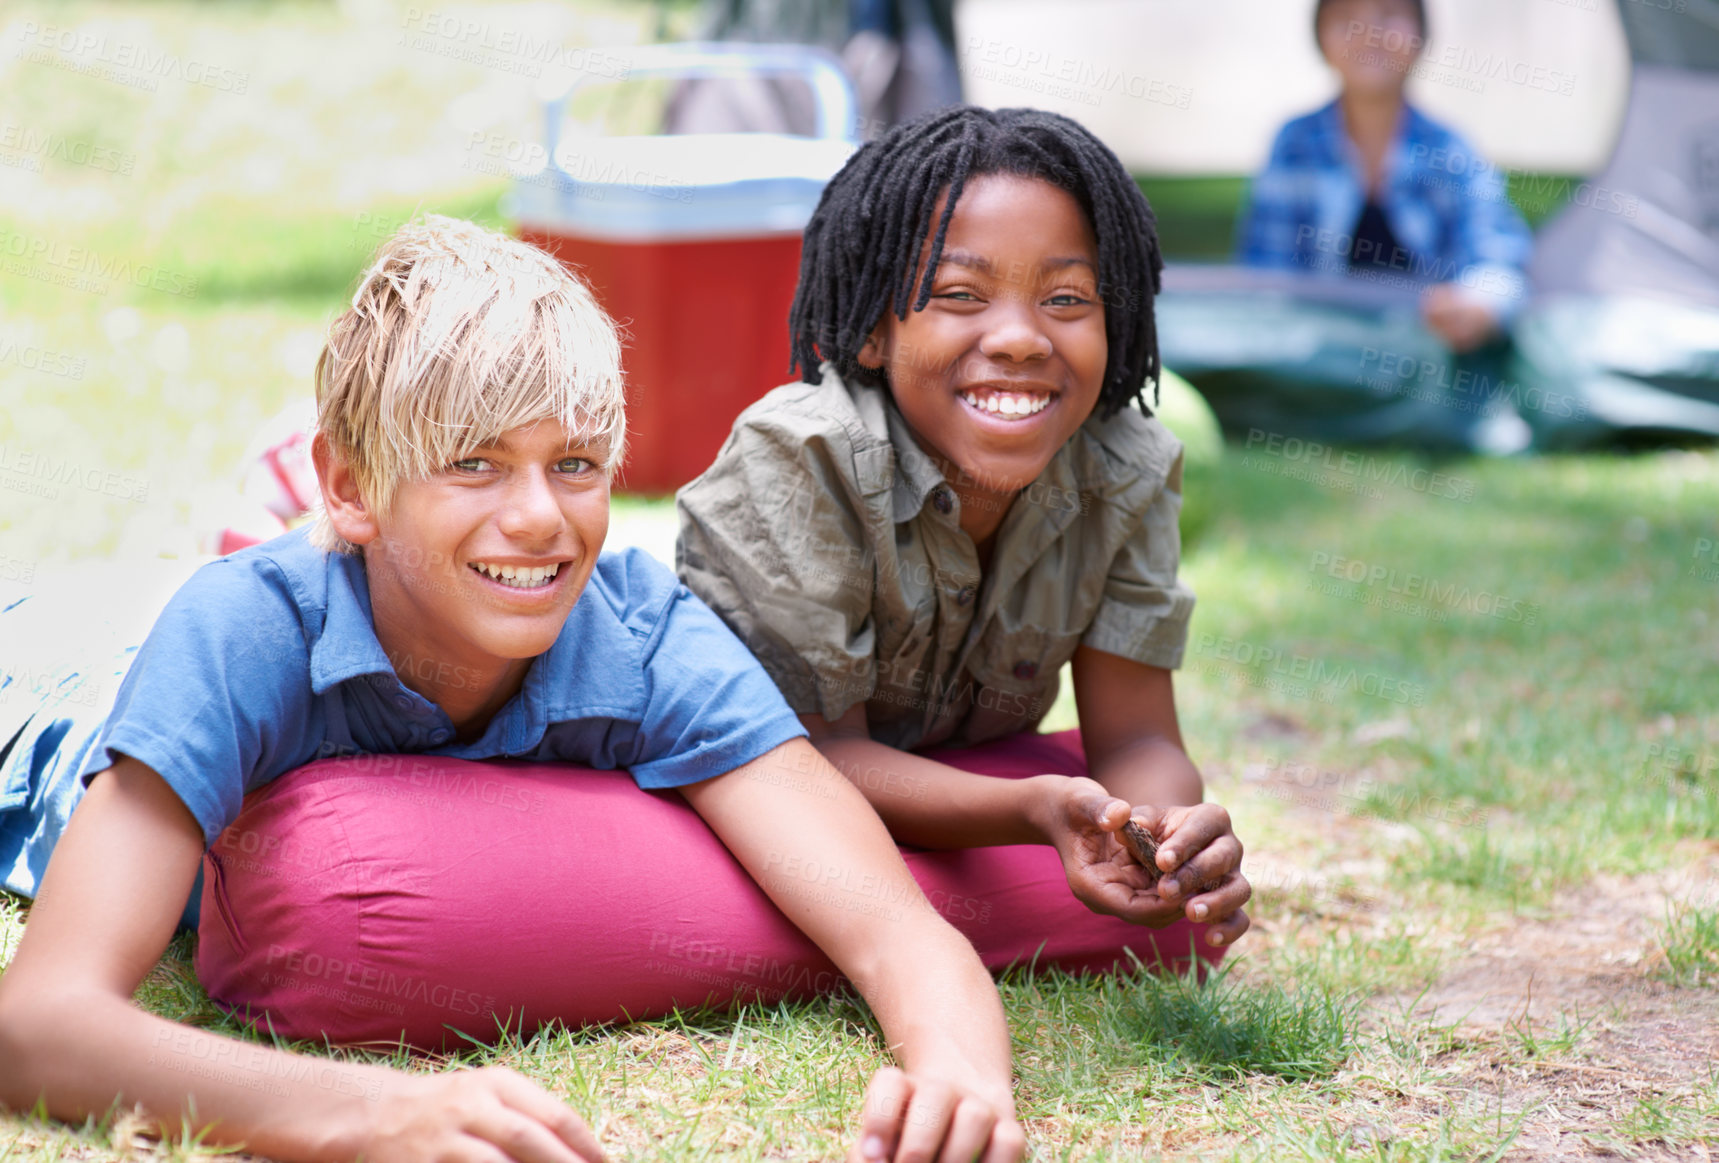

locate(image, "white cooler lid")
[[508, 133, 856, 242]]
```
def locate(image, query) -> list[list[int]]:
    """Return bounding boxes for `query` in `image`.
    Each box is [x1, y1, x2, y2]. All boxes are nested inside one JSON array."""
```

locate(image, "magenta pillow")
[[196, 732, 1221, 1050]]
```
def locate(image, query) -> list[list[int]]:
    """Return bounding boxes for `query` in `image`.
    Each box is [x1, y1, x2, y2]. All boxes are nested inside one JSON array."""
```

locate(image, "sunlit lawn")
[[3, 2, 1718, 1159]]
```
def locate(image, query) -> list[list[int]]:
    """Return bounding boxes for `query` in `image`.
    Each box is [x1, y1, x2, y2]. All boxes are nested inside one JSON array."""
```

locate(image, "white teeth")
[[470, 561, 561, 589], [959, 390, 1050, 418]]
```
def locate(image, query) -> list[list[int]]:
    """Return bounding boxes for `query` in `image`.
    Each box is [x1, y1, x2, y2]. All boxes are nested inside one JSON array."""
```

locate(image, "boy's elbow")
[[0, 982, 48, 1110], [0, 979, 100, 1110]]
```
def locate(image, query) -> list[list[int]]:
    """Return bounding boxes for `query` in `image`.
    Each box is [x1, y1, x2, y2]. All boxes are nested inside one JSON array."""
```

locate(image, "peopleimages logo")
[[0, 443, 149, 503], [1191, 633, 1428, 707], [1340, 22, 1578, 96], [1242, 430, 1477, 502], [399, 9, 631, 80], [1294, 225, 1524, 300], [959, 37, 1193, 110], [1691, 537, 1719, 582], [0, 228, 198, 298], [264, 944, 498, 1018], [1356, 347, 1588, 420], [646, 931, 842, 1002], [16, 22, 250, 93], [147, 1027, 382, 1102], [1307, 551, 1542, 625], [1249, 758, 1489, 830], [0, 338, 87, 381], [0, 122, 135, 175], [1641, 742, 1718, 790]]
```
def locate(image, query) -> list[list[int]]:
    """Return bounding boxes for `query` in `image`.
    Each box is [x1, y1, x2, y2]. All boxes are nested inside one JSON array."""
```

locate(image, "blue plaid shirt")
[[1237, 100, 1533, 320]]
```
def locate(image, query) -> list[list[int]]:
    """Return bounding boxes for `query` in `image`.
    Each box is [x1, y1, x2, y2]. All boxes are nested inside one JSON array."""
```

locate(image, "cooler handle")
[[540, 40, 859, 159]]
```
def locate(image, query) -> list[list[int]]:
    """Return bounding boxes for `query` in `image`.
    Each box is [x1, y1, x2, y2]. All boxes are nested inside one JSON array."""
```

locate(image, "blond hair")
[[309, 215, 625, 553]]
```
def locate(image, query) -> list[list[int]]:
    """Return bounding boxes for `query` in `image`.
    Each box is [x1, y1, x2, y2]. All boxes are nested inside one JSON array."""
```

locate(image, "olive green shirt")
[[675, 367, 1195, 752]]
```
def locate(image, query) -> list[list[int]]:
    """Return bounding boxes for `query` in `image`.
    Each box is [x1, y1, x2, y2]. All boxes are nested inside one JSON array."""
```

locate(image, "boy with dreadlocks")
[[677, 106, 1251, 969]]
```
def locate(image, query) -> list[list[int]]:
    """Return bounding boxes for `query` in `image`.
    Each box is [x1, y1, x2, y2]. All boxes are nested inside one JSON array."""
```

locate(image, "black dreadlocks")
[[787, 105, 1165, 419]]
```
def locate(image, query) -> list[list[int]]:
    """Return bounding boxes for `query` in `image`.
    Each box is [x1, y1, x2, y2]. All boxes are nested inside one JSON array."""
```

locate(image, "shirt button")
[[431, 729, 452, 745], [931, 487, 953, 515], [1013, 660, 1039, 681], [394, 694, 413, 710], [955, 585, 976, 606]]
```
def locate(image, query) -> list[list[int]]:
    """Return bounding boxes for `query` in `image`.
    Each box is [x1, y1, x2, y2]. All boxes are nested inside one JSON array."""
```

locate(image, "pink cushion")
[[196, 731, 1221, 1050]]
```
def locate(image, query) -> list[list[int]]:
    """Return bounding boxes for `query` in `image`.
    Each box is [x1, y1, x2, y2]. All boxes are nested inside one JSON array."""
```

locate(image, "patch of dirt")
[[1398, 871, 1715, 1026], [1377, 872, 1719, 1159]]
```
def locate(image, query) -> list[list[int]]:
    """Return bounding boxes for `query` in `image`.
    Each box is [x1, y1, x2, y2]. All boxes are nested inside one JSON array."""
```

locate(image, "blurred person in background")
[[843, 0, 962, 133], [664, 0, 961, 138], [1235, 0, 1535, 450]]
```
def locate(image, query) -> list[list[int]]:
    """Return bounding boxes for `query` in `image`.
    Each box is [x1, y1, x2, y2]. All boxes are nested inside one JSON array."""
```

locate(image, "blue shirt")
[[0, 528, 806, 919], [1236, 99, 1533, 321]]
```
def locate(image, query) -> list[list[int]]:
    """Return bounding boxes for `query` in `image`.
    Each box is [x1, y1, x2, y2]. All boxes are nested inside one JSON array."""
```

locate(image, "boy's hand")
[[684, 742, 1018, 1163], [847, 1065, 1024, 1163], [1034, 777, 1252, 945], [1131, 802, 1252, 948], [1035, 776, 1182, 927], [1421, 283, 1499, 354], [361, 1065, 606, 1162]]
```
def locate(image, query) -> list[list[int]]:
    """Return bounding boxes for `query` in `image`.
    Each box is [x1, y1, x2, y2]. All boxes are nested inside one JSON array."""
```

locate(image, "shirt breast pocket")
[[968, 623, 1080, 697]]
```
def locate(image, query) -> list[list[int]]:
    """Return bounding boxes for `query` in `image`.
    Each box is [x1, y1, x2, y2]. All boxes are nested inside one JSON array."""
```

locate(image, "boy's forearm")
[[1, 986, 380, 1161], [813, 735, 1054, 848], [1085, 734, 1204, 808], [681, 744, 1017, 1107], [848, 909, 1015, 1107]]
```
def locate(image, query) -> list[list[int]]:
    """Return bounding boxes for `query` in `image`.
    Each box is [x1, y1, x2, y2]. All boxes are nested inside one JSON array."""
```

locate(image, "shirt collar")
[[307, 549, 648, 743], [440, 585, 647, 758], [882, 398, 954, 523], [824, 367, 952, 523], [308, 550, 396, 695], [532, 571, 648, 723], [1068, 407, 1166, 493], [1323, 98, 1414, 185]]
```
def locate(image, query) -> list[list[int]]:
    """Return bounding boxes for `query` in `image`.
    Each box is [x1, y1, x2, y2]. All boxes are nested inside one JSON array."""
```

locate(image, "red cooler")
[[508, 43, 858, 493]]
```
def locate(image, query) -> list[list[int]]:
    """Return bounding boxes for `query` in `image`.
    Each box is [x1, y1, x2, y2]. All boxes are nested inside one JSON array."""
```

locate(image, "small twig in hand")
[[1119, 819, 1161, 887]]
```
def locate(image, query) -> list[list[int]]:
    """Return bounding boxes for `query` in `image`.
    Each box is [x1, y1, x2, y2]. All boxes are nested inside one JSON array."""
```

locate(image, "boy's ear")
[[856, 323, 888, 371], [312, 432, 380, 547]]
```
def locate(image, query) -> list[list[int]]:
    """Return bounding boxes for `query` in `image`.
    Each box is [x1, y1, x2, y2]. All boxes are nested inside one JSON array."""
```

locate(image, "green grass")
[[9, 440, 1718, 1159], [1235, 1109, 1530, 1163], [1137, 173, 1583, 261], [1103, 961, 1357, 1082], [4, 1, 1719, 1158], [1613, 1084, 1719, 1153], [137, 190, 510, 305], [1657, 901, 1719, 988]]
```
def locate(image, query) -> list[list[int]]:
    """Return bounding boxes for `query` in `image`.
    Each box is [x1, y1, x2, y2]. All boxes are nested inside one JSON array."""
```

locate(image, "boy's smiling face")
[[317, 418, 610, 721], [858, 173, 1107, 527]]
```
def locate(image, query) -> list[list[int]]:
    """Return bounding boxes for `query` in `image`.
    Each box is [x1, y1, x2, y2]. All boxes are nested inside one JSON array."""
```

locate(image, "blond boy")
[[0, 219, 1023, 1163]]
